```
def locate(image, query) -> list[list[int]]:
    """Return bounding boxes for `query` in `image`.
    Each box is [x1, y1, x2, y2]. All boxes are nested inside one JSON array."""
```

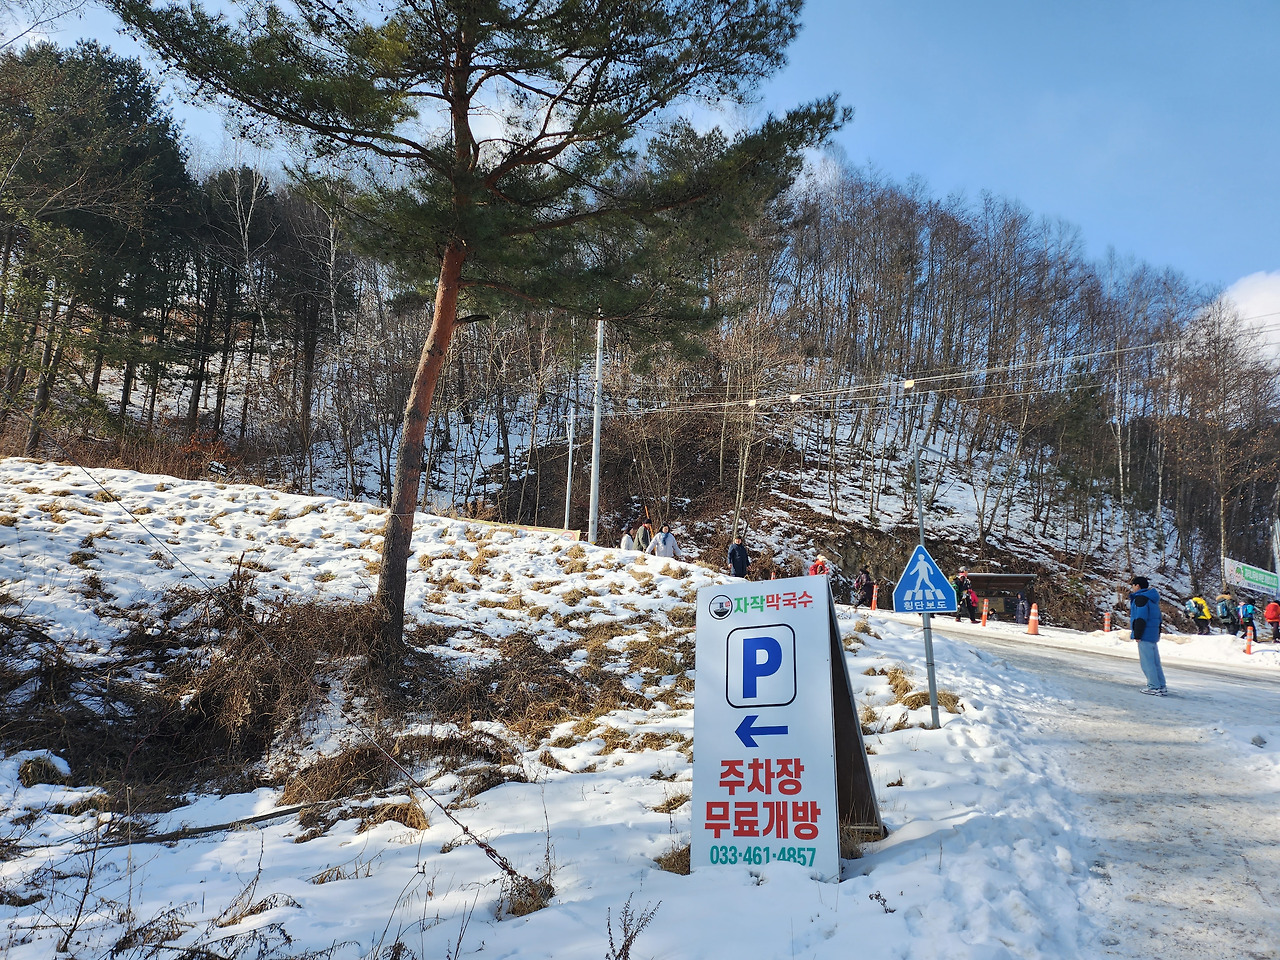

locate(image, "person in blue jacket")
[[1129, 575, 1167, 696]]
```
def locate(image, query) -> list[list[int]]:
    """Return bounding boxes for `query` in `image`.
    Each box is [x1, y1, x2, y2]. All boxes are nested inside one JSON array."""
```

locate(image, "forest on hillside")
[[3, 35, 1279, 596]]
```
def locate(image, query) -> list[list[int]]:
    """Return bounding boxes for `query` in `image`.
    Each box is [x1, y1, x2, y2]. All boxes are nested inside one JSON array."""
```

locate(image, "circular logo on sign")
[[709, 595, 733, 620]]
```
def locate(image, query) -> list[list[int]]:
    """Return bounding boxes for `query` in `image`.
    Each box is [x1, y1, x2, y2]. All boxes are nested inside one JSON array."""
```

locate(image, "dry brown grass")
[[629, 570, 655, 588], [537, 749, 567, 770], [280, 745, 393, 805], [859, 704, 880, 734], [667, 605, 695, 627], [0, 575, 388, 814], [651, 791, 690, 813], [900, 690, 962, 713], [886, 666, 914, 702], [18, 756, 67, 788], [560, 587, 591, 607], [625, 638, 682, 676], [597, 726, 633, 754], [840, 823, 882, 859], [469, 545, 495, 578], [395, 729, 518, 772], [654, 843, 691, 875], [406, 622, 459, 647], [355, 799, 429, 834], [635, 731, 686, 752], [412, 632, 648, 744], [500, 875, 555, 918]]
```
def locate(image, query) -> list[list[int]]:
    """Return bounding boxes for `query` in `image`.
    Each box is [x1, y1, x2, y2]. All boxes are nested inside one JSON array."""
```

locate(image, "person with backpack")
[[808, 554, 831, 577], [953, 567, 979, 623], [1187, 595, 1212, 635], [1238, 598, 1257, 640], [1265, 599, 1280, 642], [1215, 592, 1239, 635], [1129, 575, 1167, 696]]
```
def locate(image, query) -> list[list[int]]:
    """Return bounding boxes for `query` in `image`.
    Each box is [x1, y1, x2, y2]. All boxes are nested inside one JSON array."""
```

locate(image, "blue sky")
[[25, 0, 1280, 304], [758, 0, 1279, 299]]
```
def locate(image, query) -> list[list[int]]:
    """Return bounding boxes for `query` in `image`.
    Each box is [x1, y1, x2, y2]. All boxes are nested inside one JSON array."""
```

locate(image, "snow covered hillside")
[[1, 459, 1278, 959]]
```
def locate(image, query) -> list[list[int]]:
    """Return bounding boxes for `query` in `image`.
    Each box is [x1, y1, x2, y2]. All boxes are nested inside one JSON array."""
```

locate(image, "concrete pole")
[[563, 408, 575, 531], [587, 310, 604, 544]]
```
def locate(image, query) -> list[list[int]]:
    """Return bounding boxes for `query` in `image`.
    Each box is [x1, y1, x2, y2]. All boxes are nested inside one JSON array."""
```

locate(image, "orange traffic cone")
[[1104, 611, 1112, 633], [1245, 624, 1254, 655], [981, 598, 989, 627], [871, 583, 879, 611], [1026, 603, 1040, 635]]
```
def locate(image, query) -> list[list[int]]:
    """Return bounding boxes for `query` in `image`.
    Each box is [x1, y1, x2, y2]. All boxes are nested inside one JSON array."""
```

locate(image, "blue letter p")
[[742, 636, 782, 698]]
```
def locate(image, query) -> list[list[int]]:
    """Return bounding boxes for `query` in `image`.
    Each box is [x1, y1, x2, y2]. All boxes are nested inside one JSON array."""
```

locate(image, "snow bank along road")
[[947, 627, 1280, 960]]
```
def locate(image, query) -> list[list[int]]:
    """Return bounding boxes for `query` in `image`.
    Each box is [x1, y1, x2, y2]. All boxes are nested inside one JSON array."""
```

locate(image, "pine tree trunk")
[[375, 241, 465, 662]]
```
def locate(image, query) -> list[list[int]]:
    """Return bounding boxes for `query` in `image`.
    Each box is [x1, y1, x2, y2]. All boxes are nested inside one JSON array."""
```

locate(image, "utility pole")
[[587, 309, 604, 545], [563, 408, 575, 531], [915, 448, 941, 729]]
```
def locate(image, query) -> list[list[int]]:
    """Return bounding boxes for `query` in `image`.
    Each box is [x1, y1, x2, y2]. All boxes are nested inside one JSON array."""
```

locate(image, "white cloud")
[[1225, 271, 1280, 359]]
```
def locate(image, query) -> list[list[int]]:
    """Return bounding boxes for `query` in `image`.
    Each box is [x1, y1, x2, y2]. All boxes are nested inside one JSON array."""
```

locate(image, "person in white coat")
[[619, 526, 636, 551], [645, 523, 685, 560]]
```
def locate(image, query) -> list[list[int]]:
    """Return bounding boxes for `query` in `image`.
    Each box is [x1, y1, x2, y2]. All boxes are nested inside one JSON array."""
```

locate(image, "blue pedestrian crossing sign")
[[893, 546, 957, 613]]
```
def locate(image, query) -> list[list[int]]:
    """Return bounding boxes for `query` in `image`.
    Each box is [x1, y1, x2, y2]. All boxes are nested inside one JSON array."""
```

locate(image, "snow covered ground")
[[1, 458, 1278, 958]]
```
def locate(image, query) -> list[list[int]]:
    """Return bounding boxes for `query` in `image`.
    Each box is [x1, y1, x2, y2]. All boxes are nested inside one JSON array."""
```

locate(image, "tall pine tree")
[[111, 0, 846, 666]]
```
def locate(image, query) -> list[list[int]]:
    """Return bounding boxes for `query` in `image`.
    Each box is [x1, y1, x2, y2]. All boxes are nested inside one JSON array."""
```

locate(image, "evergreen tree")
[[111, 0, 846, 663], [0, 41, 192, 444]]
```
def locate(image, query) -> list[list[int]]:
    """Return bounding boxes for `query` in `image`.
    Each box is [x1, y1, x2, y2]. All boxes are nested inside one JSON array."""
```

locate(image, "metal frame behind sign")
[[692, 575, 883, 882], [826, 594, 886, 843]]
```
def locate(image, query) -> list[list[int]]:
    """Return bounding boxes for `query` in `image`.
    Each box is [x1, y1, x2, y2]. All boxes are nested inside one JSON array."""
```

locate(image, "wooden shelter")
[[965, 573, 1037, 616]]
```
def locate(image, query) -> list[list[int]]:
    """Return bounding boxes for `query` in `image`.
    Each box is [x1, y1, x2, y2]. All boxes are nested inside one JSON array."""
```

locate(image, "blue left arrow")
[[735, 714, 788, 749]]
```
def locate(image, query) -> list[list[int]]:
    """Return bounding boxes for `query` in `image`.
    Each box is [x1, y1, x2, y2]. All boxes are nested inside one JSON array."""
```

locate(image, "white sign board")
[[1224, 556, 1279, 594], [692, 576, 840, 881]]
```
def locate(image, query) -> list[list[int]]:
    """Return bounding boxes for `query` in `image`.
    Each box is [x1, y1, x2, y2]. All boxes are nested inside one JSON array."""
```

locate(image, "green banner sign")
[[1224, 557, 1279, 593]]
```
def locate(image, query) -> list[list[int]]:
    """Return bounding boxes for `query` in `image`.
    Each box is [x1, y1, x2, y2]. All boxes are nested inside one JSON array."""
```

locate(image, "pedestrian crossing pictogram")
[[893, 546, 957, 613]]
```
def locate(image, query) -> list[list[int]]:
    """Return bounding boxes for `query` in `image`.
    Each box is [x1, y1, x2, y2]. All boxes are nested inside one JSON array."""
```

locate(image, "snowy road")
[[944, 627, 1280, 960]]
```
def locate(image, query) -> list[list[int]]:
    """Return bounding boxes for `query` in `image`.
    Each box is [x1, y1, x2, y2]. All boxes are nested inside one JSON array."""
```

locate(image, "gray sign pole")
[[915, 450, 941, 729]]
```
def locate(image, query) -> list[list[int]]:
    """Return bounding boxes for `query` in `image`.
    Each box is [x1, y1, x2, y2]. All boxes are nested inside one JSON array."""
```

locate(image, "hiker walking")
[[953, 567, 979, 623], [1238, 597, 1257, 639], [645, 523, 685, 560], [1187, 595, 1212, 635], [808, 554, 831, 577], [727, 534, 751, 578], [1129, 575, 1167, 696], [1215, 592, 1239, 635], [634, 520, 653, 553], [1265, 599, 1280, 642], [852, 565, 873, 608], [619, 525, 636, 551]]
